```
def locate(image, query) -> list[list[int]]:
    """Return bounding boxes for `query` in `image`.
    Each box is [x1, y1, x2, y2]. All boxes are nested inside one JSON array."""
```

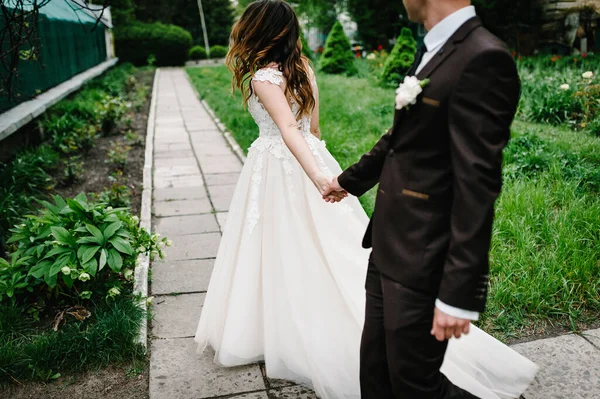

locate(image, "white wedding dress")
[[194, 67, 538, 399]]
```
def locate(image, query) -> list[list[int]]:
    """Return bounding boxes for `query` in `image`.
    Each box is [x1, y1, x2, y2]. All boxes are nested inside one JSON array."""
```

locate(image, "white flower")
[[108, 287, 121, 297], [582, 71, 594, 79], [146, 296, 154, 306], [395, 76, 428, 110], [560, 83, 570, 90], [166, 240, 173, 247], [61, 266, 71, 275], [132, 216, 139, 224], [123, 269, 134, 279], [366, 53, 377, 60], [78, 272, 91, 282]]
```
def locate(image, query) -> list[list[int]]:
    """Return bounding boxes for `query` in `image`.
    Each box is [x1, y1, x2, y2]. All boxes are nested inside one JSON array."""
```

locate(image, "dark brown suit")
[[338, 18, 520, 398]]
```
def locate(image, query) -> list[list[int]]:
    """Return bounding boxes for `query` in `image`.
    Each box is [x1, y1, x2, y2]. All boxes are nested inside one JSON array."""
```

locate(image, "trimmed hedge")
[[189, 46, 208, 60], [209, 45, 228, 59], [115, 22, 193, 66], [381, 28, 417, 85], [319, 21, 357, 76]]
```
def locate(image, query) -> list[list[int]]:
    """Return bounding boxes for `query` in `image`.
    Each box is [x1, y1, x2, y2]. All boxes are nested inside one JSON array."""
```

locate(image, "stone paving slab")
[[194, 143, 238, 156], [153, 293, 205, 338], [154, 174, 205, 189], [150, 339, 265, 399], [154, 214, 219, 236], [583, 328, 600, 347], [153, 198, 212, 217], [513, 334, 600, 398], [200, 157, 243, 175], [269, 386, 318, 398], [153, 186, 207, 202], [205, 172, 242, 186], [165, 233, 222, 261], [154, 165, 200, 177], [154, 149, 196, 159], [152, 259, 215, 295], [229, 392, 269, 399]]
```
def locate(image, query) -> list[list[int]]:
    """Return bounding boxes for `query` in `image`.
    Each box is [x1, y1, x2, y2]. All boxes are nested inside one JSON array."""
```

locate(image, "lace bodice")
[[248, 67, 312, 137], [243, 67, 340, 233]]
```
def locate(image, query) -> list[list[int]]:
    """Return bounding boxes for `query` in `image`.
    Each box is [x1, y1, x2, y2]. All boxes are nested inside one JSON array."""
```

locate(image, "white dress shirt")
[[416, 5, 480, 321]]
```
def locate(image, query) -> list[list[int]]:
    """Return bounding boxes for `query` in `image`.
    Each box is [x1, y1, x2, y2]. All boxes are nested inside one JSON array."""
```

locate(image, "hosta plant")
[[1, 193, 168, 304]]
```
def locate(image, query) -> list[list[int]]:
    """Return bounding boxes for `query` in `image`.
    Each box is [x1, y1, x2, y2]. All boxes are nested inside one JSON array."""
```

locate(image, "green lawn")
[[186, 66, 600, 341]]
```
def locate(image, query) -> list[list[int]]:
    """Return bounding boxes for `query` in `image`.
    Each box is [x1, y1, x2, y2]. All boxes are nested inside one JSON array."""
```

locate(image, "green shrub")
[[209, 45, 228, 59], [189, 45, 208, 60], [107, 141, 132, 170], [381, 28, 417, 86], [319, 21, 357, 76], [98, 183, 132, 209], [61, 156, 86, 185], [518, 57, 599, 133], [1, 193, 168, 304], [300, 29, 313, 61], [115, 22, 193, 66]]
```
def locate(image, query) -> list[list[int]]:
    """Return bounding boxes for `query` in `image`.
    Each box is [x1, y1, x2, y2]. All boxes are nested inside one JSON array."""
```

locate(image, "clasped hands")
[[315, 174, 348, 203]]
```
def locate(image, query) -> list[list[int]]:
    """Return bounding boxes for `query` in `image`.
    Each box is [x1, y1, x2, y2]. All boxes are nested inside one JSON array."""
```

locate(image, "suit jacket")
[[338, 17, 520, 312]]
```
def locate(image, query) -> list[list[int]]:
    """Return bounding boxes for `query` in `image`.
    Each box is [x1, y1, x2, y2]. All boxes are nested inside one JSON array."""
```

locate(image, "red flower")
[[511, 51, 517, 57], [519, 56, 523, 60], [377, 45, 383, 51], [551, 57, 558, 62], [355, 52, 361, 58], [557, 55, 561, 59], [582, 53, 588, 58]]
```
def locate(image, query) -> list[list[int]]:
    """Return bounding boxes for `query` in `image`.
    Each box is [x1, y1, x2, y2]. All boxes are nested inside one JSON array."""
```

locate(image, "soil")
[[0, 67, 155, 399], [0, 364, 149, 399]]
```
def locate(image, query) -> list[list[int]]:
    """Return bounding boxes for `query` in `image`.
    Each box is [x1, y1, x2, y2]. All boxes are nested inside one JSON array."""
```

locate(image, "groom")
[[324, 0, 520, 397]]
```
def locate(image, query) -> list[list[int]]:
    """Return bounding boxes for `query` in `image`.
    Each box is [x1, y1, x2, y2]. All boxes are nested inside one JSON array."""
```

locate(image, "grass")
[[186, 65, 600, 341], [0, 295, 146, 385]]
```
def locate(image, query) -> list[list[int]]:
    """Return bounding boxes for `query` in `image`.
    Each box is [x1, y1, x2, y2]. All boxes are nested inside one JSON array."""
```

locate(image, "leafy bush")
[[518, 55, 600, 135], [209, 45, 228, 59], [0, 146, 58, 236], [98, 183, 132, 209], [107, 142, 132, 170], [381, 28, 417, 86], [189, 45, 207, 60], [97, 94, 132, 135], [319, 21, 357, 76], [115, 22, 193, 66], [1, 193, 168, 304], [300, 29, 313, 61], [61, 156, 85, 185], [42, 115, 97, 155]]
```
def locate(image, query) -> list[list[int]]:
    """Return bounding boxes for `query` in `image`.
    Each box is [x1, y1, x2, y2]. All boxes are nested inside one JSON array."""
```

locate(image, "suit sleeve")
[[337, 130, 392, 197], [437, 49, 520, 312]]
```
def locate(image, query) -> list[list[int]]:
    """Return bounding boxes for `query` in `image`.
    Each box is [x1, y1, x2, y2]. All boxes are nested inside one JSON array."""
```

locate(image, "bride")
[[195, 1, 537, 398]]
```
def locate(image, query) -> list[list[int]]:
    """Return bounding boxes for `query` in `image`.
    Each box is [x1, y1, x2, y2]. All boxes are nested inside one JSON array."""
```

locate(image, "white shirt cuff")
[[435, 299, 479, 321]]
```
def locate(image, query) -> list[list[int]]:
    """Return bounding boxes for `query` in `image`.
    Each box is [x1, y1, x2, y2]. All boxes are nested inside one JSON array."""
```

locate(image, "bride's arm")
[[253, 80, 329, 194]]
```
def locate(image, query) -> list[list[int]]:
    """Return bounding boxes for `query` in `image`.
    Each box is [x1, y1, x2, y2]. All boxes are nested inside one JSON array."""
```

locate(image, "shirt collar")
[[423, 5, 477, 52]]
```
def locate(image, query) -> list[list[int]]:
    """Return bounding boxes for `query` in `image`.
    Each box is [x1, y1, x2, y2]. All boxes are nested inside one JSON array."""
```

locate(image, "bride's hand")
[[312, 173, 347, 203]]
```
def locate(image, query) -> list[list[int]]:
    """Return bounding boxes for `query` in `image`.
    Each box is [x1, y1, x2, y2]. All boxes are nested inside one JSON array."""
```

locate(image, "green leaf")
[[29, 260, 52, 278], [76, 236, 103, 245], [43, 246, 71, 260], [99, 248, 108, 271], [78, 245, 101, 264], [83, 258, 98, 276], [44, 272, 58, 288], [109, 237, 133, 255], [85, 224, 104, 244], [107, 248, 123, 272], [51, 226, 75, 246], [49, 254, 70, 276], [103, 221, 122, 241], [63, 273, 74, 289], [66, 198, 86, 215]]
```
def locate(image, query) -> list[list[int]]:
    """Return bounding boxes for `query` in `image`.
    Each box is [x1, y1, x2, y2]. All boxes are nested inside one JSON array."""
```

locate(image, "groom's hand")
[[322, 176, 347, 203], [431, 307, 470, 342]]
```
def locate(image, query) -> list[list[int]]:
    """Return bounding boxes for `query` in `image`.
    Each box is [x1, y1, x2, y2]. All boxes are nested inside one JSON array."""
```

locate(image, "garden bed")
[[186, 61, 600, 343], [0, 64, 161, 398]]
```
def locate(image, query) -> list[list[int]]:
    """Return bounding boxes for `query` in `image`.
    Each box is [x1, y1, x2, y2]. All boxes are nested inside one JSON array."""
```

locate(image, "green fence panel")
[[0, 0, 107, 112]]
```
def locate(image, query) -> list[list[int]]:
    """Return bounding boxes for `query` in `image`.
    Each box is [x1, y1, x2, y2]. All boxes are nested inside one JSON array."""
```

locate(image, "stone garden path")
[[148, 68, 600, 399]]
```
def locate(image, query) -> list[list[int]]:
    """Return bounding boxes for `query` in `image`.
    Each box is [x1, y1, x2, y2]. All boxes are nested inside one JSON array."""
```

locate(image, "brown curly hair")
[[226, 0, 315, 118]]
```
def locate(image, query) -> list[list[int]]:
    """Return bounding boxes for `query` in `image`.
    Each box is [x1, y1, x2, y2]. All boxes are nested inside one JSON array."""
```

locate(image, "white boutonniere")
[[395, 76, 430, 110]]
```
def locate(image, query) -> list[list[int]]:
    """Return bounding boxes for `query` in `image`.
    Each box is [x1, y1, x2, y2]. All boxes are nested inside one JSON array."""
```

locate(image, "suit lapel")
[[415, 17, 482, 80]]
